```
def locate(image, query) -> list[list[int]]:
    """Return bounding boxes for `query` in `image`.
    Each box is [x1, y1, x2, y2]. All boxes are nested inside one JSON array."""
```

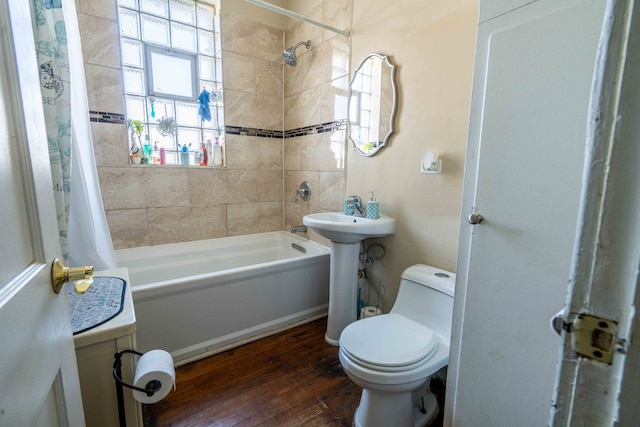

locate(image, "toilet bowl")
[[338, 264, 455, 427]]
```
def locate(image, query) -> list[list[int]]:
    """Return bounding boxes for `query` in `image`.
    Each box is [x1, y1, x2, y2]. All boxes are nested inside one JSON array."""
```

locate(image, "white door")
[[0, 1, 84, 425], [446, 1, 606, 425]]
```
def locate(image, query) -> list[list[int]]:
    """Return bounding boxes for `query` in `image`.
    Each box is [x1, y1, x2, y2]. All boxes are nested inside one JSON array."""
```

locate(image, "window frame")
[[145, 45, 199, 101]]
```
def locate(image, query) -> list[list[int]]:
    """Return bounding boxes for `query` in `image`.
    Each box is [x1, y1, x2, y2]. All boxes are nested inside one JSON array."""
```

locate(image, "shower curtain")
[[31, 0, 116, 270]]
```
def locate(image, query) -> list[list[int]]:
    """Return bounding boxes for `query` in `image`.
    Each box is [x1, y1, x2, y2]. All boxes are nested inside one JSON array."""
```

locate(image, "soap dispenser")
[[366, 191, 380, 219]]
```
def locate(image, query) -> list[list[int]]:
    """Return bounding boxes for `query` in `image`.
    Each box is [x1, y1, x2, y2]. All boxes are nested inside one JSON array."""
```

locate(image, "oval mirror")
[[347, 53, 397, 156]]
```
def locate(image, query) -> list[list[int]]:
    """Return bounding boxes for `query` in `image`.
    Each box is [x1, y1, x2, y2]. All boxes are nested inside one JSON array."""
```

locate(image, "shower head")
[[283, 40, 311, 66]]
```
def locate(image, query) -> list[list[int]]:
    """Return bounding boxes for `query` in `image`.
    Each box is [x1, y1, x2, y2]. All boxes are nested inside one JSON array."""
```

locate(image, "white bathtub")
[[115, 232, 330, 364]]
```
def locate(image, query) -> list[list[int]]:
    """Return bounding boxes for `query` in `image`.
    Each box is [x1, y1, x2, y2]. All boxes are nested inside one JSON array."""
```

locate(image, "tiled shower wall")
[[76, 0, 350, 249], [283, 0, 351, 245]]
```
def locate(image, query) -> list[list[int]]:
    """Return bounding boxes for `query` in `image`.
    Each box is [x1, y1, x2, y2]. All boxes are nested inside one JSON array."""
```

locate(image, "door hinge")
[[569, 314, 617, 364]]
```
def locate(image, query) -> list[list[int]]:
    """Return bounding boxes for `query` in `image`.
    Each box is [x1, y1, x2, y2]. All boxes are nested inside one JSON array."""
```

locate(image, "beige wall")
[[348, 0, 478, 309]]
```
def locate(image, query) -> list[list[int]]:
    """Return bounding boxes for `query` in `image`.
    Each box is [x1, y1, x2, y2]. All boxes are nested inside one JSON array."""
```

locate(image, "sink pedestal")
[[302, 211, 395, 346], [325, 241, 360, 346]]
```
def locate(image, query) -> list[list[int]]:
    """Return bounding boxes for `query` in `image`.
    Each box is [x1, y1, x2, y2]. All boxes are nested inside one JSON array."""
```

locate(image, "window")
[[118, 0, 223, 166]]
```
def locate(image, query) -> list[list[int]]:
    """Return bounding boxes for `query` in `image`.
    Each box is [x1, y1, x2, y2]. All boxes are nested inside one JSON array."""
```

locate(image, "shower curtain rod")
[[245, 0, 351, 37]]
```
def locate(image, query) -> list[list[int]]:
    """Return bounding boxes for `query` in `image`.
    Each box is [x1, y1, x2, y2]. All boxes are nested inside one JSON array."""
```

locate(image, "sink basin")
[[303, 212, 395, 243]]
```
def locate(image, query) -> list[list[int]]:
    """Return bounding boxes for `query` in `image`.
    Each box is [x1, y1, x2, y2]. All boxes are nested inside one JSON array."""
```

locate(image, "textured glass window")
[[121, 39, 143, 67], [141, 0, 168, 18], [170, 0, 196, 25], [196, 4, 214, 31], [171, 22, 197, 52], [175, 101, 200, 127], [197, 30, 214, 55], [118, 0, 224, 166], [119, 8, 140, 38], [123, 67, 146, 95], [125, 96, 147, 121], [141, 14, 170, 45]]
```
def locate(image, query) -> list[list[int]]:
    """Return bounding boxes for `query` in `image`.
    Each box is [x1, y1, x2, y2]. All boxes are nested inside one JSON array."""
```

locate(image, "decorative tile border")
[[225, 125, 284, 138], [283, 119, 347, 138], [224, 119, 347, 139], [90, 110, 126, 124], [91, 111, 347, 140]]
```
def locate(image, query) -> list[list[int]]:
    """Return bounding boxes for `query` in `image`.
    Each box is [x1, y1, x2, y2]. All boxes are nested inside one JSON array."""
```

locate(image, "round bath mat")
[[66, 276, 127, 335]]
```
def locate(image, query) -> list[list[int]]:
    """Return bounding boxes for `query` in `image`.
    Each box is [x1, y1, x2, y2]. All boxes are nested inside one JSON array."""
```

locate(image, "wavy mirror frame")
[[347, 53, 397, 157]]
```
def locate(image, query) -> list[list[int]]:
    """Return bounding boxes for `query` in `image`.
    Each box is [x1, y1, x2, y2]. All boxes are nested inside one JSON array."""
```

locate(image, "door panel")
[[449, 1, 605, 425], [0, 0, 84, 425]]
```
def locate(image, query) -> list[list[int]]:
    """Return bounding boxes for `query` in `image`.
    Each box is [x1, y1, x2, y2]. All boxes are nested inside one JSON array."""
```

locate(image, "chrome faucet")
[[348, 195, 365, 217], [291, 225, 307, 233]]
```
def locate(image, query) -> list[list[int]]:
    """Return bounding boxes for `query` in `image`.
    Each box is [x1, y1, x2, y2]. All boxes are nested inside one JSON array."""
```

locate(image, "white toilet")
[[338, 264, 455, 427]]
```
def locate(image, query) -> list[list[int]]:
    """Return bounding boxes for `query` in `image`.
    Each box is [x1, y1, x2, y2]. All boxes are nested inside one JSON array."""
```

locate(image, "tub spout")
[[291, 225, 307, 234]]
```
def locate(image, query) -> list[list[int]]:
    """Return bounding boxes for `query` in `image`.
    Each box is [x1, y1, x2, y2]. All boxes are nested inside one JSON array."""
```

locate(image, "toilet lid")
[[340, 313, 438, 368]]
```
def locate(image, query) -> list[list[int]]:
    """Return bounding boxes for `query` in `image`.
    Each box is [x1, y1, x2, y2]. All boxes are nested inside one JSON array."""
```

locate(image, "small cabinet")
[[73, 267, 142, 427]]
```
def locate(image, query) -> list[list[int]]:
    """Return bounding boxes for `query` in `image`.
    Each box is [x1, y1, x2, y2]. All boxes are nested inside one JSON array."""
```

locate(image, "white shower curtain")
[[32, 0, 116, 270]]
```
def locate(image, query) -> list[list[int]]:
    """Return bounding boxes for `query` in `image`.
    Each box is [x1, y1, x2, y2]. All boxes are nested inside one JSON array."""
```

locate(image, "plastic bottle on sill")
[[213, 137, 223, 167], [205, 139, 214, 166], [152, 142, 160, 164]]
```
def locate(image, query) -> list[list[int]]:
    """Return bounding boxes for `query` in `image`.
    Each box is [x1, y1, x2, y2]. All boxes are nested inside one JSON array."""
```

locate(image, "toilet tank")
[[390, 264, 456, 340]]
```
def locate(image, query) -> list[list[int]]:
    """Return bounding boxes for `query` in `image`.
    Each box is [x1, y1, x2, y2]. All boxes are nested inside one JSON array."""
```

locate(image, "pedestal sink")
[[303, 212, 395, 345]]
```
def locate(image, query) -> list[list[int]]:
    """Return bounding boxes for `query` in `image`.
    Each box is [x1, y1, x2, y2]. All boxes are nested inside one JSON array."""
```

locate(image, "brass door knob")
[[51, 258, 94, 294]]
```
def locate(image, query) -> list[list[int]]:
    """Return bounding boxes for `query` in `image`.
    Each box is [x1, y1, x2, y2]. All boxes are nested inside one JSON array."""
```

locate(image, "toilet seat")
[[340, 313, 439, 372]]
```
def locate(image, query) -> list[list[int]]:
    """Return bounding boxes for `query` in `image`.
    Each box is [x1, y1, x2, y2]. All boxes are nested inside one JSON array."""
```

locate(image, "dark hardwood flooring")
[[143, 317, 444, 427]]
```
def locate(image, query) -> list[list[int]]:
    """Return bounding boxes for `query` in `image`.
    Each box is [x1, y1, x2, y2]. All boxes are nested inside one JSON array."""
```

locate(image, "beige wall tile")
[[99, 167, 147, 209], [284, 137, 301, 170], [223, 51, 255, 93], [188, 169, 235, 205], [77, 0, 117, 20], [255, 58, 283, 98], [284, 60, 302, 97], [300, 131, 345, 172], [320, 76, 349, 123], [145, 168, 191, 207], [224, 135, 283, 170], [227, 202, 283, 235], [78, 13, 121, 68], [284, 85, 321, 129], [189, 169, 282, 205], [225, 89, 283, 129], [92, 122, 128, 167], [85, 64, 124, 114], [106, 208, 149, 249], [285, 3, 323, 50], [147, 205, 227, 245], [318, 171, 344, 211], [99, 167, 189, 209], [321, 0, 352, 42], [285, 170, 320, 203], [284, 201, 311, 234], [221, 11, 283, 63]]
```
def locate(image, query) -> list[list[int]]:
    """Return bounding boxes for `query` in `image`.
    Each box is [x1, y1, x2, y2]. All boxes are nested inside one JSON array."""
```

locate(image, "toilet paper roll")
[[360, 306, 382, 319], [133, 349, 176, 404]]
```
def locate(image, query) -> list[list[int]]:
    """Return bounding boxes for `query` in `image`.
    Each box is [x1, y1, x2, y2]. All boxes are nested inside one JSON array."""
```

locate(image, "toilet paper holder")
[[113, 350, 162, 427]]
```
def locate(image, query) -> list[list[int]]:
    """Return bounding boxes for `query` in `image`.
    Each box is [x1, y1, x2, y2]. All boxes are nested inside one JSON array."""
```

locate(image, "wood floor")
[[142, 317, 445, 427]]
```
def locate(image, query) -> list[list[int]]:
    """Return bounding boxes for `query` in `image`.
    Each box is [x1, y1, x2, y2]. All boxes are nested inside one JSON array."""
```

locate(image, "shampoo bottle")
[[366, 191, 380, 219], [213, 137, 223, 166]]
